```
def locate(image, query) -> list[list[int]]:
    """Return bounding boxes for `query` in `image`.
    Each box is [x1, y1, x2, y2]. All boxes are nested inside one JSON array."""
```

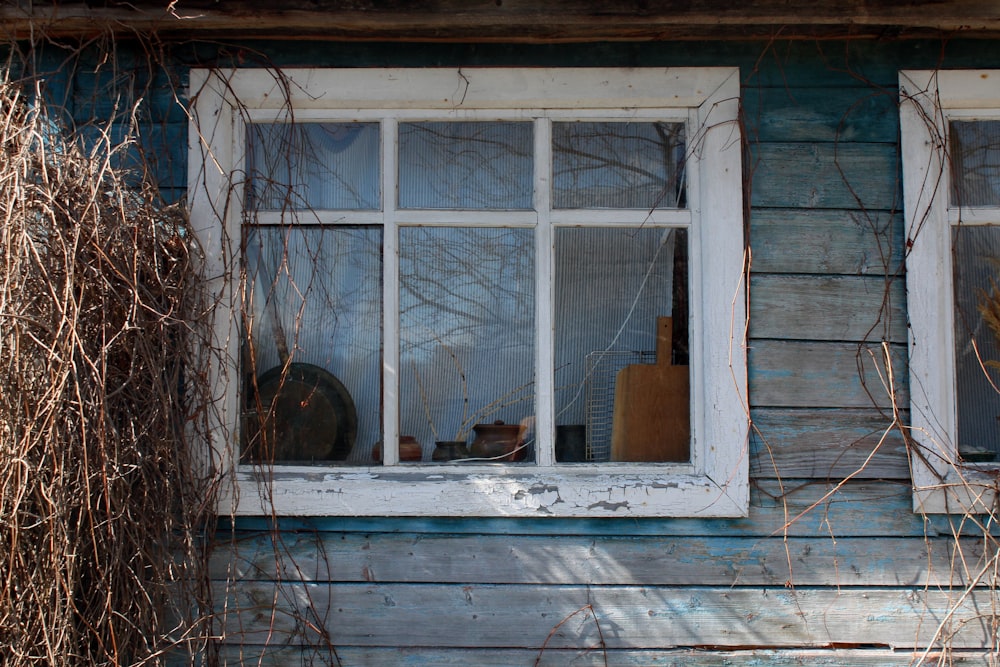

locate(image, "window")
[[900, 70, 1000, 513], [189, 67, 747, 517]]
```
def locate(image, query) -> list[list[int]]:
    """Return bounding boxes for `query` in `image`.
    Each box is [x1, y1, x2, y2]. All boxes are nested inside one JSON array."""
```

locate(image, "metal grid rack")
[[584, 350, 656, 462]]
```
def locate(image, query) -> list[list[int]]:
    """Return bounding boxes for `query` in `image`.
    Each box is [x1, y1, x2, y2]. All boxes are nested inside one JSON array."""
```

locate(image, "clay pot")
[[432, 440, 470, 462], [470, 420, 526, 462], [372, 436, 423, 463]]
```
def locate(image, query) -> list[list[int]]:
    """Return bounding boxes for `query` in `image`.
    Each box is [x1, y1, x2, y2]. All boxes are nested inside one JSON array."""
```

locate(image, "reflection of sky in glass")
[[953, 225, 1000, 458], [951, 121, 1000, 208], [553, 121, 685, 209], [399, 227, 535, 447], [244, 226, 383, 458], [247, 123, 380, 210], [399, 122, 533, 210]]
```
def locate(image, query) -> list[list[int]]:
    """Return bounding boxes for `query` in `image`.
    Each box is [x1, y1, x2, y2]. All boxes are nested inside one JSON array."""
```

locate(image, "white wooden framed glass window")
[[189, 67, 747, 517], [901, 70, 1000, 513]]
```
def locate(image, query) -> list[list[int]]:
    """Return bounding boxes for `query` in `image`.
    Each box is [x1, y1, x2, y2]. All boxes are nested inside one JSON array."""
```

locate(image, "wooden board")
[[210, 646, 994, 666], [212, 582, 996, 649], [213, 533, 984, 588], [10, 2, 1000, 41], [750, 408, 909, 479], [610, 317, 689, 462], [750, 143, 900, 210], [750, 209, 903, 276], [748, 340, 908, 409], [749, 274, 906, 343]]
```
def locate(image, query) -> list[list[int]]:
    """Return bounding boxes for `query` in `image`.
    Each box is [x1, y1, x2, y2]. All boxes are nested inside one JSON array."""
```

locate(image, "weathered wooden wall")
[[42, 38, 1000, 665]]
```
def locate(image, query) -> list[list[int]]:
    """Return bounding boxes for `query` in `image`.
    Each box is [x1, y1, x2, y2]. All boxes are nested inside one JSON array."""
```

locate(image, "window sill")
[[222, 464, 749, 518], [913, 467, 999, 515]]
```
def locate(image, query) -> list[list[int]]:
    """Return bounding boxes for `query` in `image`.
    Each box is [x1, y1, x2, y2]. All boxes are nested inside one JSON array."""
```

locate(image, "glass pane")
[[554, 227, 688, 463], [242, 226, 382, 464], [950, 120, 1000, 208], [553, 121, 685, 209], [399, 122, 533, 209], [953, 225, 1000, 461], [399, 227, 535, 463], [247, 123, 380, 210]]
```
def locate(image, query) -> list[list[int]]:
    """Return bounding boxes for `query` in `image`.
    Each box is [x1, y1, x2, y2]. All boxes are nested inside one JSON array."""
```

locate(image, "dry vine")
[[0, 50, 218, 665]]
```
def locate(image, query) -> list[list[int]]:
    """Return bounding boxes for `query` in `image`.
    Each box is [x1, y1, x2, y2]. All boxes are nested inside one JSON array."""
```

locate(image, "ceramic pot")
[[432, 440, 470, 462], [470, 421, 525, 462], [372, 436, 423, 463]]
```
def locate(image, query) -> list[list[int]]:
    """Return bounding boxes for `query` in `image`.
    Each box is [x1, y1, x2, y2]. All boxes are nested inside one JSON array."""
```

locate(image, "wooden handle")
[[655, 316, 673, 365]]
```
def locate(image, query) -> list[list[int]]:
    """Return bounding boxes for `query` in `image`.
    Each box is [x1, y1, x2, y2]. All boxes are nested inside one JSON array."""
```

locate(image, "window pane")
[[399, 227, 535, 462], [247, 123, 380, 210], [552, 122, 685, 209], [950, 120, 1000, 207], [242, 226, 382, 464], [953, 225, 1000, 461], [398, 122, 533, 209], [554, 227, 688, 463]]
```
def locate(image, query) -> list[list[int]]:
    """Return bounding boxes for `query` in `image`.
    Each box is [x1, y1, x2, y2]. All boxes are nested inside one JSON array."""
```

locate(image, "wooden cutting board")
[[610, 316, 690, 462]]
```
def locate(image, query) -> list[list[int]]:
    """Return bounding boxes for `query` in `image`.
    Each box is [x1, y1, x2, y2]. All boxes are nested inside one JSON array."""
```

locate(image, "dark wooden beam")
[[4, 0, 1000, 41]]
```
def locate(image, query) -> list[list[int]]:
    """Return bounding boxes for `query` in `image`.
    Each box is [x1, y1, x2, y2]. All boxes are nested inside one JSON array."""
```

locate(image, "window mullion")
[[534, 117, 555, 466], [383, 117, 400, 465]]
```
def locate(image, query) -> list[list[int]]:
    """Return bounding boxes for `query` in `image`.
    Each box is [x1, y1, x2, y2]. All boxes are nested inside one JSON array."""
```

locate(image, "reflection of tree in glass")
[[247, 122, 380, 210], [399, 122, 533, 209], [552, 121, 685, 209], [399, 227, 535, 445], [244, 226, 384, 454], [399, 227, 534, 354], [950, 120, 1000, 207]]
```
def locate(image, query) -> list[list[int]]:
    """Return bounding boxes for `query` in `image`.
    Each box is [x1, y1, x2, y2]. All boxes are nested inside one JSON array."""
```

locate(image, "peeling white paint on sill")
[[225, 465, 748, 518]]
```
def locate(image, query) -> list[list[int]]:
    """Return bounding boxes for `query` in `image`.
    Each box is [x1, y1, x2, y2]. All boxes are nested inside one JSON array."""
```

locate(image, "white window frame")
[[189, 67, 748, 517], [901, 69, 1000, 514]]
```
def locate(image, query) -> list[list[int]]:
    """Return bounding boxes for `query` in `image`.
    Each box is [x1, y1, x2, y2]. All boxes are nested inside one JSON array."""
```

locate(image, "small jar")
[[469, 421, 525, 462], [432, 440, 470, 462], [372, 436, 424, 463]]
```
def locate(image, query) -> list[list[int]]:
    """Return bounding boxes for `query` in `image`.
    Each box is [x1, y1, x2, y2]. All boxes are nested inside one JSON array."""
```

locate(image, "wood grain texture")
[[749, 274, 905, 343], [750, 209, 903, 276], [750, 143, 900, 211], [206, 646, 994, 666], [749, 340, 907, 409], [211, 582, 995, 649], [212, 533, 984, 588], [744, 87, 899, 143], [750, 408, 908, 479], [611, 317, 690, 462], [8, 1, 1000, 40]]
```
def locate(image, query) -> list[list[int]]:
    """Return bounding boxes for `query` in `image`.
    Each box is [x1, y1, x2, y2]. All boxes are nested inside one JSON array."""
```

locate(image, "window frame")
[[189, 67, 748, 517], [900, 69, 1000, 514]]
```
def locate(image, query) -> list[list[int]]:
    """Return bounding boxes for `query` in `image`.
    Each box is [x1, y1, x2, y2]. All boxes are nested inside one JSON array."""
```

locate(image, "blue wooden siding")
[[44, 38, 1000, 665]]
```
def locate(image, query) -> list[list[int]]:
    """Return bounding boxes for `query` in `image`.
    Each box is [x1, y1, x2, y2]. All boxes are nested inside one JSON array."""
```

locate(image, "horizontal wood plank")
[[8, 1, 1000, 41], [751, 143, 900, 211], [750, 209, 903, 276], [744, 87, 899, 143], [750, 274, 906, 342], [206, 646, 993, 666], [212, 533, 984, 588], [212, 582, 995, 649], [748, 340, 908, 409], [750, 408, 908, 479]]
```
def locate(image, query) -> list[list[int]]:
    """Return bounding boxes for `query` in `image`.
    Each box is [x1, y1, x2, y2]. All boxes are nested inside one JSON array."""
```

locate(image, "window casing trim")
[[900, 69, 1000, 514], [189, 67, 748, 517]]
